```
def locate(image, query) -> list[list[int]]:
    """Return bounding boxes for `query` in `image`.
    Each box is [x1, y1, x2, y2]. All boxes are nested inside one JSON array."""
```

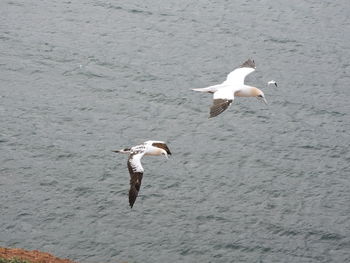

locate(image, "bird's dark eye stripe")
[[258, 95, 263, 97]]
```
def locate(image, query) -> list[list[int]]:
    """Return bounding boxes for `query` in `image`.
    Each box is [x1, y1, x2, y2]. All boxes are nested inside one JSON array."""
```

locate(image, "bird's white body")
[[117, 140, 169, 157], [267, 80, 278, 87]]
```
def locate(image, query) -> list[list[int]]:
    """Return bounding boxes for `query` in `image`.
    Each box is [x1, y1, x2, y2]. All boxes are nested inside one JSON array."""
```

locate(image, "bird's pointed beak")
[[257, 96, 268, 105], [112, 150, 120, 153]]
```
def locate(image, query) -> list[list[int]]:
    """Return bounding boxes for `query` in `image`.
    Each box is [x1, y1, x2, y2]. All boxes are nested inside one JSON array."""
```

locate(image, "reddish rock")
[[0, 247, 77, 263]]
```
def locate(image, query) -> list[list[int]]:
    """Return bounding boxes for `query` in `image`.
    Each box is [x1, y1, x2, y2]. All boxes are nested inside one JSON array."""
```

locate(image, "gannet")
[[113, 140, 171, 208], [192, 59, 267, 118]]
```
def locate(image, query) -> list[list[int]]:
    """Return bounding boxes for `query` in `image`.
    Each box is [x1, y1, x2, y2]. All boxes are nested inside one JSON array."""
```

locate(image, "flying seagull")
[[113, 140, 171, 208], [268, 80, 278, 87], [192, 59, 268, 118]]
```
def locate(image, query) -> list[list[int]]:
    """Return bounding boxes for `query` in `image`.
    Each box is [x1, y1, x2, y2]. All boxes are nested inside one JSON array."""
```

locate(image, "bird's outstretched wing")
[[209, 88, 234, 118], [209, 99, 233, 118], [224, 59, 256, 86], [127, 151, 145, 208]]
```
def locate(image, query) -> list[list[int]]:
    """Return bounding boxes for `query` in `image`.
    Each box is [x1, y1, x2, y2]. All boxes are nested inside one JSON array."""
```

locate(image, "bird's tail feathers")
[[192, 84, 224, 93], [113, 148, 131, 154]]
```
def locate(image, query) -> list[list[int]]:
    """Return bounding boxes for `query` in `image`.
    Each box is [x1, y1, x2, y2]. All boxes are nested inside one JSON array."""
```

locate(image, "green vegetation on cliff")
[[0, 258, 32, 263]]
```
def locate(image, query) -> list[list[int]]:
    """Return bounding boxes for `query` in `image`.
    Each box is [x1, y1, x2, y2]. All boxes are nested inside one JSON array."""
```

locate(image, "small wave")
[[56, 153, 76, 160], [265, 37, 298, 44], [39, 180, 59, 187], [130, 9, 153, 16], [320, 232, 343, 241], [93, 2, 153, 16]]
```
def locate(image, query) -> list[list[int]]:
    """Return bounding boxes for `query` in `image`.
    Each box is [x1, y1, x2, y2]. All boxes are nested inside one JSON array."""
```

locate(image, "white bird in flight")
[[113, 140, 171, 208], [268, 80, 278, 87], [192, 59, 268, 118]]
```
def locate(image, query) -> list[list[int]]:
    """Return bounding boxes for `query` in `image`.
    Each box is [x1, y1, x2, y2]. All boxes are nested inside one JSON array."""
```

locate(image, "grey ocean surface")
[[1, 0, 350, 262]]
